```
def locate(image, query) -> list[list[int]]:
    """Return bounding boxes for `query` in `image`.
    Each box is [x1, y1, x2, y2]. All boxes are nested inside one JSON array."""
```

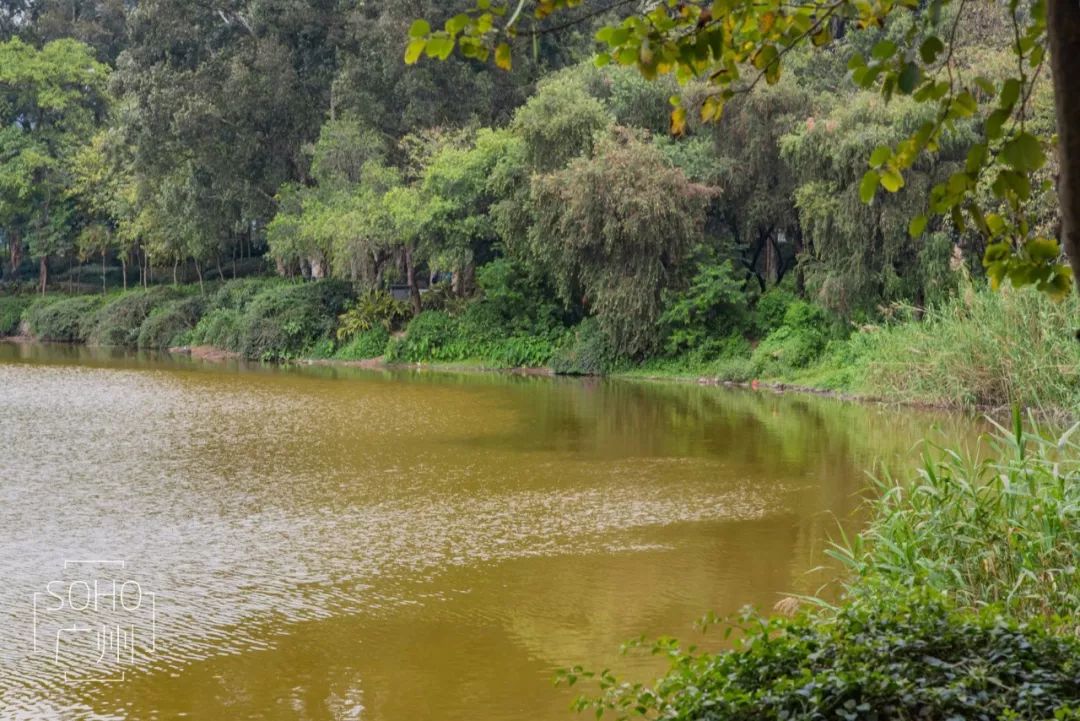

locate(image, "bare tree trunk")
[[216, 256, 225, 280], [1049, 1, 1080, 292], [8, 229, 21, 279], [172, 258, 178, 286], [404, 245, 422, 316], [121, 254, 127, 291], [195, 260, 204, 294], [101, 251, 106, 294], [38, 256, 47, 294]]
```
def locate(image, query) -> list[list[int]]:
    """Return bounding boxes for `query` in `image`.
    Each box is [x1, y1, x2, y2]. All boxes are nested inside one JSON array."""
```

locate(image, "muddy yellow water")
[[0, 342, 984, 721]]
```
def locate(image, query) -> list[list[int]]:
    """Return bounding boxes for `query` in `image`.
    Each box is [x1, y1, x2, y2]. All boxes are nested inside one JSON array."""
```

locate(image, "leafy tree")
[[530, 128, 714, 357], [0, 37, 108, 289], [405, 0, 1080, 301]]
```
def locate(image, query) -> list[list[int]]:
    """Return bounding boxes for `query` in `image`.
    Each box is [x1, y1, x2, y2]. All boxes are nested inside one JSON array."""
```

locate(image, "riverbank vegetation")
[[561, 415, 1080, 719], [2, 1, 1076, 414]]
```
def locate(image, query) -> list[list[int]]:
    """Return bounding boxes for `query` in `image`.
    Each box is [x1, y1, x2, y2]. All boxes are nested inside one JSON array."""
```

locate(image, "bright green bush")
[[189, 308, 244, 351], [82, 287, 185, 346], [387, 310, 461, 362], [24, 296, 102, 342], [0, 295, 31, 335], [335, 327, 390, 360], [239, 280, 351, 361], [752, 282, 799, 337], [566, 592, 1080, 721], [751, 300, 832, 377], [207, 277, 284, 312], [137, 296, 206, 349], [659, 259, 747, 356]]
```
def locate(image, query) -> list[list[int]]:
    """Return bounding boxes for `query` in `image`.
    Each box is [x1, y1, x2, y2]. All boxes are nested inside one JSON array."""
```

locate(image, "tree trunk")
[[121, 255, 127, 291], [195, 259, 204, 293], [404, 245, 422, 316], [173, 258, 178, 286], [101, 251, 107, 294], [1048, 1, 1080, 293], [38, 256, 47, 294], [8, 229, 22, 279]]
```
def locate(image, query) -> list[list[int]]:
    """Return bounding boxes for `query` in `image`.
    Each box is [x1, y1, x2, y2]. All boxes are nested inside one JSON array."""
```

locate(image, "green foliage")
[[23, 295, 101, 342], [336, 290, 410, 341], [510, 72, 612, 172], [550, 318, 619, 376], [752, 283, 799, 337], [530, 128, 713, 358], [565, 591, 1080, 721], [850, 288, 1080, 408], [835, 419, 1080, 629], [387, 310, 461, 363], [0, 295, 31, 335], [189, 308, 244, 352], [334, 327, 390, 361], [239, 281, 352, 361], [751, 300, 833, 377], [137, 296, 206, 350], [659, 259, 747, 356], [82, 287, 184, 346]]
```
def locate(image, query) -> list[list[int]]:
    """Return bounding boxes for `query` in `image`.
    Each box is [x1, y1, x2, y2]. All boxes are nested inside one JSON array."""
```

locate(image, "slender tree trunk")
[[101, 251, 106, 294], [38, 256, 47, 294], [195, 259, 204, 294], [172, 258, 178, 286], [1048, 2, 1080, 292], [121, 255, 127, 291], [216, 256, 225, 280], [404, 245, 422, 316], [8, 229, 21, 279]]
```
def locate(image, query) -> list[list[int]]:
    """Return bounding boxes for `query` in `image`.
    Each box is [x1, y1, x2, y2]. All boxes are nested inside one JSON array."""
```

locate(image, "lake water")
[[0, 342, 984, 721]]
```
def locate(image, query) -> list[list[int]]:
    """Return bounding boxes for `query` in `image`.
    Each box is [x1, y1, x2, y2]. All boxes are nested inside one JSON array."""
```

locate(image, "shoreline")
[[2, 335, 1050, 419]]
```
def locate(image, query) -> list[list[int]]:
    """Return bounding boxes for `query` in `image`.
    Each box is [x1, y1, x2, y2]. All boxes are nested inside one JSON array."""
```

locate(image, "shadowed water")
[[0, 342, 984, 721]]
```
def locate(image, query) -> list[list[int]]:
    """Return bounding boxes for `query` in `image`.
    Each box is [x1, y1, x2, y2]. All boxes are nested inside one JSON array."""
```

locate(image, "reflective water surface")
[[0, 342, 985, 721]]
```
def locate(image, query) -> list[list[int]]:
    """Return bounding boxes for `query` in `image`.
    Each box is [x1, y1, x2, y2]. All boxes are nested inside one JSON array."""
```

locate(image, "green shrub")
[[336, 289, 410, 341], [137, 296, 206, 350], [388, 310, 462, 362], [24, 296, 102, 342], [834, 415, 1080, 630], [0, 295, 31, 335], [752, 282, 798, 337], [189, 308, 244, 351], [475, 258, 563, 333], [751, 300, 831, 377], [551, 318, 620, 375], [207, 277, 283, 312], [567, 592, 1080, 721], [335, 327, 390, 360], [420, 283, 469, 316], [239, 280, 351, 360], [659, 259, 747, 356], [82, 287, 184, 346], [484, 334, 560, 368]]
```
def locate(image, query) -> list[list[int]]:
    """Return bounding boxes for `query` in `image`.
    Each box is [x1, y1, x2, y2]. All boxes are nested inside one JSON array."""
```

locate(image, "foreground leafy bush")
[[0, 295, 31, 335], [659, 259, 747, 356], [565, 592, 1080, 721], [24, 296, 102, 342], [835, 414, 1080, 629], [387, 310, 460, 362], [137, 296, 206, 349], [82, 287, 184, 346], [189, 308, 244, 351]]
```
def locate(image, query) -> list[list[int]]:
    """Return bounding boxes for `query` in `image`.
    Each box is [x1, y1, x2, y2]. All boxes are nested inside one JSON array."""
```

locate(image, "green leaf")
[[880, 167, 905, 192], [494, 42, 512, 70], [869, 145, 892, 168], [871, 40, 897, 59], [908, 214, 928, 238], [897, 62, 920, 94], [860, 170, 880, 203], [1001, 132, 1045, 172], [408, 19, 430, 38], [404, 38, 426, 64], [1025, 237, 1060, 263], [919, 36, 944, 63]]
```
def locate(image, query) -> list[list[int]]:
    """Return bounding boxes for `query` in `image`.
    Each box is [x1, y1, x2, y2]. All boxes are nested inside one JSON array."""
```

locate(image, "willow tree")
[[530, 128, 714, 357], [405, 0, 1080, 301]]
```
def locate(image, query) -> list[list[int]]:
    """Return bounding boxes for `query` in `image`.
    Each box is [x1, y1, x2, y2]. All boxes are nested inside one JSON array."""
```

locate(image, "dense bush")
[[659, 259, 747, 356], [751, 300, 833, 377], [82, 287, 185, 346], [387, 310, 460, 362], [0, 295, 31, 335], [551, 318, 620, 375], [336, 289, 410, 341], [208, 277, 283, 312], [23, 296, 102, 342], [566, 592, 1080, 721], [335, 327, 390, 360], [239, 280, 351, 360], [188, 308, 243, 351], [137, 296, 206, 349]]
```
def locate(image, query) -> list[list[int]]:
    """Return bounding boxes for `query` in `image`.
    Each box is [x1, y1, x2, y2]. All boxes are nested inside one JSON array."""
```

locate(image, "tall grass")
[[853, 288, 1080, 410], [834, 411, 1080, 629]]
